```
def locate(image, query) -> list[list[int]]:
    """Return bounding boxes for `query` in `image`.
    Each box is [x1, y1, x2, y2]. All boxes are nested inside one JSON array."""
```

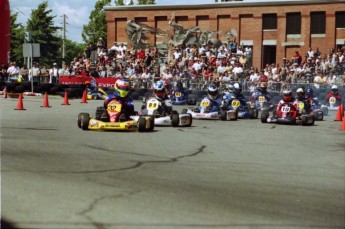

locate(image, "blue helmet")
[[154, 81, 165, 98], [306, 87, 313, 96], [207, 84, 218, 98]]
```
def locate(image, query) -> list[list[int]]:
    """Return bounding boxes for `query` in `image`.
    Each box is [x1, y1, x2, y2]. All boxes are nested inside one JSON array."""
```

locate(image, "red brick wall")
[[105, 2, 345, 69]]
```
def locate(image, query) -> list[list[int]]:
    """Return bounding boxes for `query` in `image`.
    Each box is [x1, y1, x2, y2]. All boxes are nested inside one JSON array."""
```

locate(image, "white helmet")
[[331, 85, 338, 93]]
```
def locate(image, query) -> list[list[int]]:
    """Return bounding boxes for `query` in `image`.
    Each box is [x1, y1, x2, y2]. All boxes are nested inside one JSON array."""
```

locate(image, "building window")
[[311, 12, 325, 34], [263, 14, 277, 30], [286, 13, 301, 34], [336, 12, 345, 28]]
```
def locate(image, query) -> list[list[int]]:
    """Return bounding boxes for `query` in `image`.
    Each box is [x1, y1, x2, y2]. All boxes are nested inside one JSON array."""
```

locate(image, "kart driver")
[[276, 89, 298, 112], [85, 78, 101, 98], [250, 82, 272, 104], [170, 81, 188, 101], [305, 87, 320, 108], [103, 78, 135, 121], [296, 87, 312, 113], [201, 84, 222, 112], [326, 85, 342, 105], [152, 80, 173, 115], [223, 82, 247, 109]]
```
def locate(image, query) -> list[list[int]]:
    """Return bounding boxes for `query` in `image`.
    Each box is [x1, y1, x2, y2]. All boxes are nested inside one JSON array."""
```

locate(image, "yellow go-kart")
[[78, 99, 154, 132]]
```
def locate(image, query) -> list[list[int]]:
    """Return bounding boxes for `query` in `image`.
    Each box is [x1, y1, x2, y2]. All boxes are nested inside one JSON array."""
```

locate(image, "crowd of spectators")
[[1, 37, 345, 93]]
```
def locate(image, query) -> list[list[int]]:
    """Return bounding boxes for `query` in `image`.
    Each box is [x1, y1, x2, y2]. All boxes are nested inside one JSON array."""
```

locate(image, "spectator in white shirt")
[[7, 62, 20, 82]]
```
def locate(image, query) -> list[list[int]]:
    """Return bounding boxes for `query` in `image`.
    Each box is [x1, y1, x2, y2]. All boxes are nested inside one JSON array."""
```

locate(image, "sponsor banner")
[[59, 76, 119, 88]]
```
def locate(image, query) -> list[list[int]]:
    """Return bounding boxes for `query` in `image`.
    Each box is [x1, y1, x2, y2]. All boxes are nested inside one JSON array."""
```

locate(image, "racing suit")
[[296, 96, 312, 114], [276, 98, 298, 116], [326, 92, 342, 105], [223, 92, 247, 110], [250, 90, 272, 105], [306, 95, 321, 109], [104, 91, 135, 120], [204, 94, 222, 112]]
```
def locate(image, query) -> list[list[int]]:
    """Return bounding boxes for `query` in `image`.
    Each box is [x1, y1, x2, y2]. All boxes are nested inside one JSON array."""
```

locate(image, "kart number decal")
[[281, 106, 290, 112], [231, 99, 240, 108], [200, 99, 210, 108], [107, 101, 122, 112], [147, 101, 159, 109], [258, 96, 265, 103], [175, 92, 182, 97], [329, 97, 336, 104], [298, 102, 304, 110]]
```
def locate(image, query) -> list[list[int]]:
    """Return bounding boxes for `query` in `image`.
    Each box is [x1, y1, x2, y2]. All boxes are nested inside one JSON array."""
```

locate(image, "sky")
[[9, 0, 268, 43]]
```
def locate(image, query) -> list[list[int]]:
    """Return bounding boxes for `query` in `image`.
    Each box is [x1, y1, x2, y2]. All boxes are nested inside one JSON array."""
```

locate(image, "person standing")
[[49, 63, 59, 83], [6, 62, 20, 82], [29, 62, 41, 84], [19, 65, 29, 82]]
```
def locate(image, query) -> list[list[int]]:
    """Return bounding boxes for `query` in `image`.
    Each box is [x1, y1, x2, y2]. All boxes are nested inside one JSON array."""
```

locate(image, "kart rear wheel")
[[77, 113, 84, 128], [171, 113, 180, 127], [187, 114, 192, 127], [220, 110, 227, 121], [138, 117, 147, 132], [229, 110, 238, 121], [249, 109, 258, 119], [80, 113, 90, 130], [261, 110, 269, 123], [181, 108, 188, 114], [148, 116, 155, 131]]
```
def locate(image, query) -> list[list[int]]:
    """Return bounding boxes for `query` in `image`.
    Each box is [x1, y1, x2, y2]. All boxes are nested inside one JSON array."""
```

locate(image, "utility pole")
[[62, 14, 67, 69]]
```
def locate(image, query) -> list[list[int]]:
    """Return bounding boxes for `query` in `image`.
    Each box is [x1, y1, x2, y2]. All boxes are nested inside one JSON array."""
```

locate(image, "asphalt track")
[[1, 95, 345, 229]]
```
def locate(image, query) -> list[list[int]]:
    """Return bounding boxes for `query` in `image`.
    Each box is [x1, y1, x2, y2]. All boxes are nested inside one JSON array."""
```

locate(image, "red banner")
[[59, 76, 119, 88]]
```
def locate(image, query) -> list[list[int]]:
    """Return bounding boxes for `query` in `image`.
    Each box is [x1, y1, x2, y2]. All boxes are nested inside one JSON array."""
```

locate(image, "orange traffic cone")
[[41, 92, 51, 108], [14, 93, 26, 110], [80, 89, 88, 103], [3, 87, 7, 99], [334, 103, 343, 121], [339, 112, 345, 131], [61, 91, 70, 105]]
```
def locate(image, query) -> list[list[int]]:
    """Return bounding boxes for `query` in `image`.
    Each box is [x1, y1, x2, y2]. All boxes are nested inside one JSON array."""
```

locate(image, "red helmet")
[[283, 90, 293, 102]]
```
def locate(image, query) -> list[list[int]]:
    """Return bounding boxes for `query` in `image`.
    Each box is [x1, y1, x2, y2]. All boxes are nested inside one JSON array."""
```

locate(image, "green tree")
[[9, 12, 25, 66], [115, 0, 124, 5], [82, 0, 111, 45], [137, 0, 156, 4], [60, 40, 86, 65], [26, 1, 62, 67]]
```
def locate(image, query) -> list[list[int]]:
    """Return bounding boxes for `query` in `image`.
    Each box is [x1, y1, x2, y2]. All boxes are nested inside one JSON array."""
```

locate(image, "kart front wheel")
[[220, 110, 227, 121], [79, 113, 90, 130], [138, 117, 147, 132], [261, 110, 269, 123], [171, 113, 180, 127], [148, 116, 155, 131], [181, 108, 188, 114]]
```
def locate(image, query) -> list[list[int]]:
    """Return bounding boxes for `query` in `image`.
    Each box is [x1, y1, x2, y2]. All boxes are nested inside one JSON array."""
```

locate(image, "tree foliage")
[[10, 12, 25, 66], [137, 0, 156, 4], [82, 0, 111, 45], [26, 1, 62, 67]]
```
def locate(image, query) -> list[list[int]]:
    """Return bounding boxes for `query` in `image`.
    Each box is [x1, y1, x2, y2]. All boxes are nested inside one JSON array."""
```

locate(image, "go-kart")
[[183, 97, 237, 121], [132, 97, 192, 127], [170, 90, 197, 105], [261, 102, 314, 126], [321, 96, 341, 111], [77, 99, 154, 132], [296, 101, 325, 121], [87, 87, 108, 100], [222, 96, 258, 119]]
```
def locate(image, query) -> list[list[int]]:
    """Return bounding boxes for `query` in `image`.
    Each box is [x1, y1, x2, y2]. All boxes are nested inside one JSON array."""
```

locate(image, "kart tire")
[[171, 113, 180, 127], [148, 116, 155, 131], [187, 114, 192, 127], [249, 109, 256, 119], [220, 110, 227, 121], [172, 110, 178, 115], [80, 113, 90, 130], [95, 107, 105, 120], [138, 117, 147, 132], [77, 113, 83, 128], [321, 106, 328, 116], [229, 110, 238, 121], [261, 110, 269, 123], [181, 108, 188, 114], [301, 115, 308, 126]]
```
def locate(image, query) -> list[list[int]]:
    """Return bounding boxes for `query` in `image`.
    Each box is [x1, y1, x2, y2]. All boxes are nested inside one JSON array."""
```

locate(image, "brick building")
[[105, 0, 345, 69]]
